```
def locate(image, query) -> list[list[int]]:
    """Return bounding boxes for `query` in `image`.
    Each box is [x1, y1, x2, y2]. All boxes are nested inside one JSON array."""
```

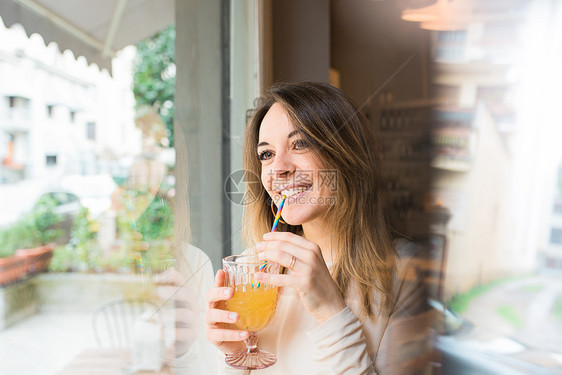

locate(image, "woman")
[[205, 82, 431, 374]]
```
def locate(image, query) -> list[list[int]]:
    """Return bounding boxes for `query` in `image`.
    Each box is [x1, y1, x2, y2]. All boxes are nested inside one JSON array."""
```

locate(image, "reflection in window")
[[550, 228, 562, 245], [46, 154, 57, 166], [86, 122, 96, 140], [6, 96, 31, 120]]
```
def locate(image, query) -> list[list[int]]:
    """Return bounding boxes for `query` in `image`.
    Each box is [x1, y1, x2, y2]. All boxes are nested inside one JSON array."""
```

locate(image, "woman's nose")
[[270, 150, 295, 178]]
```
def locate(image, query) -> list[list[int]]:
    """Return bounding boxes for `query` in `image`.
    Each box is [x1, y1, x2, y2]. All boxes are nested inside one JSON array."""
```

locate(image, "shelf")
[[378, 98, 445, 110], [431, 157, 471, 172]]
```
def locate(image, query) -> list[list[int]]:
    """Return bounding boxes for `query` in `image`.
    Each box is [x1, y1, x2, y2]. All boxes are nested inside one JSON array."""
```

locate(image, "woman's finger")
[[206, 286, 233, 306], [206, 271, 233, 307], [205, 308, 239, 325], [257, 239, 316, 266], [206, 328, 249, 343], [256, 239, 305, 258], [263, 231, 319, 250], [254, 272, 295, 288], [258, 246, 304, 272], [214, 269, 225, 287]]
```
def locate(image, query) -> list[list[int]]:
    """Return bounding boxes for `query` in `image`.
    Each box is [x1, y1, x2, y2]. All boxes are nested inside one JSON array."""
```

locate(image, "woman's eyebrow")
[[287, 130, 300, 138], [257, 130, 301, 147]]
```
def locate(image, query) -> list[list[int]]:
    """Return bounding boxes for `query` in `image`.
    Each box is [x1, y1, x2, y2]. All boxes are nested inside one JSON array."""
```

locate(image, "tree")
[[133, 25, 175, 147]]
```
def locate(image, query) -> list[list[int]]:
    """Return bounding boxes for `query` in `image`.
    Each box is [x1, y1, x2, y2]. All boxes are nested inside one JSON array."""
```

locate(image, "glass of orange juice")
[[222, 254, 280, 370]]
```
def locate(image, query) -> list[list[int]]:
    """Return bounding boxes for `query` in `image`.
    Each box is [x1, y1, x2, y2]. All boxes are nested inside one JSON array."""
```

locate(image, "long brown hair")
[[242, 82, 401, 316]]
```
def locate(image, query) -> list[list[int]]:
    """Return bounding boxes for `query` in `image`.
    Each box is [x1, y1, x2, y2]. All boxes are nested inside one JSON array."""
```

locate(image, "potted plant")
[[0, 195, 61, 285], [0, 219, 34, 286], [0, 249, 27, 286], [15, 195, 61, 274], [16, 244, 55, 275]]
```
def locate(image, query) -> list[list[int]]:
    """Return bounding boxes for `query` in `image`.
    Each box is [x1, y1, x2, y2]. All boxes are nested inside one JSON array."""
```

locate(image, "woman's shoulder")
[[376, 239, 437, 375], [176, 242, 215, 286], [391, 238, 429, 317]]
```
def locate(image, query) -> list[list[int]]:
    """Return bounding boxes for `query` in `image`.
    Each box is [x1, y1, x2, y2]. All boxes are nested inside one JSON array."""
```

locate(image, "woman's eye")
[[258, 150, 273, 161], [293, 139, 309, 150]]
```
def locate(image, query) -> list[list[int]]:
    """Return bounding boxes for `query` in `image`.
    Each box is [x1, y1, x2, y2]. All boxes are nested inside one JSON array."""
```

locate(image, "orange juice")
[[226, 284, 278, 331]]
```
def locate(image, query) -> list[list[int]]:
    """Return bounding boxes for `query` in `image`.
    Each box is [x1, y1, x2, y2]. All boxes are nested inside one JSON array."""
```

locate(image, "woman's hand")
[[205, 270, 249, 354], [256, 232, 346, 324], [153, 268, 198, 358]]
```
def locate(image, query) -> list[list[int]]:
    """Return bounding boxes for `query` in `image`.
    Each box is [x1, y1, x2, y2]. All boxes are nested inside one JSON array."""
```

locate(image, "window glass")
[[0, 21, 177, 375]]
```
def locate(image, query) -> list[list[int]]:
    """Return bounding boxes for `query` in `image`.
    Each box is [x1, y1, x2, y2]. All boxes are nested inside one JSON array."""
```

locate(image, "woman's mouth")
[[280, 185, 312, 201]]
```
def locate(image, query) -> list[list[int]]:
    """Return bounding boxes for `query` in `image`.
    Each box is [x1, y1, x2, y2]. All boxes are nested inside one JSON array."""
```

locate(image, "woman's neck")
[[302, 219, 335, 263]]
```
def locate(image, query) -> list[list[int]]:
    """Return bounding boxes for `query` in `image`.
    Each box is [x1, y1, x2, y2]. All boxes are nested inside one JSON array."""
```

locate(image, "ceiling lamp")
[[401, 0, 447, 22], [403, 0, 474, 31], [420, 21, 467, 30], [422, 0, 472, 30]]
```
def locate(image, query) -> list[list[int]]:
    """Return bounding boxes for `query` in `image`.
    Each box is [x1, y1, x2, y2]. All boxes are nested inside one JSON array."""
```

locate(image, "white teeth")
[[281, 186, 311, 198]]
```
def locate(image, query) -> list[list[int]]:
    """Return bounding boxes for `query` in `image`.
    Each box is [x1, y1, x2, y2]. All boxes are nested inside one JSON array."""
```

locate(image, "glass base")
[[225, 349, 277, 370]]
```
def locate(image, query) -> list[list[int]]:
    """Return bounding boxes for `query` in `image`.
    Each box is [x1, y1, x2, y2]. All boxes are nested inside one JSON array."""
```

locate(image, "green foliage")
[[448, 277, 516, 314], [139, 240, 175, 274], [48, 245, 75, 272], [136, 194, 174, 242], [32, 195, 63, 245], [49, 187, 175, 274], [49, 207, 99, 272], [0, 219, 35, 257], [116, 185, 174, 242], [138, 194, 175, 273], [553, 297, 562, 322], [96, 246, 135, 272], [133, 25, 175, 147], [522, 283, 544, 293], [72, 207, 97, 246], [0, 195, 62, 257], [70, 207, 100, 270], [496, 304, 524, 330], [116, 187, 175, 274]]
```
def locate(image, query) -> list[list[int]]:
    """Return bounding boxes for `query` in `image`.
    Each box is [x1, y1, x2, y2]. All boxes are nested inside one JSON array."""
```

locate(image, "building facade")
[[0, 22, 140, 185]]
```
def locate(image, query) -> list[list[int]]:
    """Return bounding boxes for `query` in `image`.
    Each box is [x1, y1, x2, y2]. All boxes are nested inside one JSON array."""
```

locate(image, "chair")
[[92, 298, 161, 348]]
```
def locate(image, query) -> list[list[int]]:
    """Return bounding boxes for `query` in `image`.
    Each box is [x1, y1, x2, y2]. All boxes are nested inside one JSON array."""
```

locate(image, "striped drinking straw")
[[270, 195, 287, 233], [257, 195, 287, 286]]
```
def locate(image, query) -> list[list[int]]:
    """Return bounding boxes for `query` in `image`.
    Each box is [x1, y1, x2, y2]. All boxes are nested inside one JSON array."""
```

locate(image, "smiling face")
[[257, 103, 336, 226]]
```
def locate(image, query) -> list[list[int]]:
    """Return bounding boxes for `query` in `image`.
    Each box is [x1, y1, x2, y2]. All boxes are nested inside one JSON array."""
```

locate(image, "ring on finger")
[[289, 255, 297, 271]]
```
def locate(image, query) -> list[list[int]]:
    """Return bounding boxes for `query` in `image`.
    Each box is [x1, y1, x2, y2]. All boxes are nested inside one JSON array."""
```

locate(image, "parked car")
[[0, 180, 82, 244], [429, 298, 558, 374], [60, 174, 117, 218], [37, 190, 83, 244]]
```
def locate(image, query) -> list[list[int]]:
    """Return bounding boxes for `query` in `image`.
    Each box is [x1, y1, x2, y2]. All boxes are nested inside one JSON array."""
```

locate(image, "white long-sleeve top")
[[217, 242, 434, 375]]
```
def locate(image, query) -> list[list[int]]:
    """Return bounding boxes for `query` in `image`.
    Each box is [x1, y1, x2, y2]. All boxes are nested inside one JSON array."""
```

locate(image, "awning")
[[0, 0, 174, 73]]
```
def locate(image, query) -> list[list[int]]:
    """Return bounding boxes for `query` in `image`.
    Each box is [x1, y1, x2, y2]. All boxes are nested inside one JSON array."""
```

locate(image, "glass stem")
[[244, 332, 259, 354]]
